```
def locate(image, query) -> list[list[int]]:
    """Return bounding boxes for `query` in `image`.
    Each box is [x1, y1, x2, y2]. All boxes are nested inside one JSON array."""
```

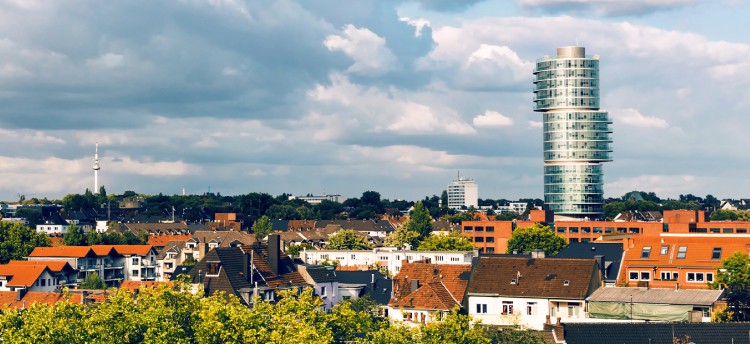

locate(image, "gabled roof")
[[170, 265, 194, 280], [192, 230, 256, 248], [299, 265, 337, 284], [587, 287, 724, 306], [241, 244, 307, 289], [28, 246, 99, 258], [157, 241, 186, 259], [466, 256, 598, 299], [622, 236, 750, 269], [5, 260, 75, 273], [389, 281, 459, 310], [109, 245, 154, 256], [563, 323, 750, 344], [90, 246, 118, 256], [390, 261, 471, 309], [0, 265, 49, 287], [186, 247, 251, 301], [335, 270, 392, 305]]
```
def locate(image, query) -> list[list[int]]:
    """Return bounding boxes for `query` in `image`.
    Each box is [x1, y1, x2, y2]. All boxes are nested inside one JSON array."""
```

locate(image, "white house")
[[299, 247, 475, 275], [465, 254, 602, 330], [297, 264, 340, 312]]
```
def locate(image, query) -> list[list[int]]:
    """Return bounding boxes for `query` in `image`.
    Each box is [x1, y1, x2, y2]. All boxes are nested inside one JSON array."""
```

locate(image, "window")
[[660, 246, 669, 255], [475, 226, 484, 232], [569, 227, 578, 233], [723, 228, 734, 233], [41, 279, 46, 287], [738, 228, 748, 233], [710, 228, 720, 233], [661, 271, 678, 281], [687, 272, 710, 282], [711, 247, 722, 260], [132, 270, 139, 277], [486, 248, 495, 253], [486, 237, 495, 243], [450, 257, 460, 262], [527, 302, 537, 316], [486, 226, 494, 233], [476, 303, 488, 314], [677, 246, 688, 259], [475, 237, 484, 242], [707, 273, 714, 282], [581, 227, 590, 233], [568, 303, 580, 317], [502, 301, 514, 315], [640, 272, 651, 281], [435, 256, 444, 262], [569, 238, 579, 243], [464, 226, 473, 232], [557, 227, 567, 233], [351, 254, 356, 260], [132, 257, 140, 265], [321, 286, 326, 296], [206, 262, 221, 276], [641, 246, 652, 259], [629, 271, 639, 280]]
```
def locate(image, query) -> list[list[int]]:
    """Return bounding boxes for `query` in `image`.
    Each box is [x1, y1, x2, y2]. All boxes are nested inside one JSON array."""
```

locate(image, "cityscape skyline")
[[1, 1, 749, 201]]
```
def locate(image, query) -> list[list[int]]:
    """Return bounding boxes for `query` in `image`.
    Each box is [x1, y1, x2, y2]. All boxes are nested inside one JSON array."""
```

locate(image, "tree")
[[80, 272, 106, 289], [711, 209, 739, 221], [384, 228, 421, 249], [417, 231, 474, 251], [251, 215, 273, 241], [326, 229, 373, 250], [405, 201, 433, 239], [506, 223, 567, 256], [420, 307, 491, 344], [0, 221, 51, 264], [285, 243, 313, 258], [495, 212, 518, 221], [711, 252, 750, 321], [63, 224, 86, 246]]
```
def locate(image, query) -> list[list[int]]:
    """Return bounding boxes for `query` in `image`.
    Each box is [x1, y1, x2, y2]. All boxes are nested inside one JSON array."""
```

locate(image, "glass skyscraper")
[[533, 46, 612, 218]]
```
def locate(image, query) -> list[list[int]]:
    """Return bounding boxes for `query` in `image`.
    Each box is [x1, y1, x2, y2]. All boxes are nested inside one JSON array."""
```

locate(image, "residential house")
[[586, 287, 724, 322], [335, 270, 392, 306], [0, 261, 77, 292], [94, 245, 158, 282], [300, 247, 475, 275], [315, 220, 395, 238], [186, 234, 308, 305], [618, 235, 750, 289], [156, 240, 188, 281], [297, 264, 339, 311], [36, 212, 70, 235], [28, 246, 121, 286], [387, 260, 471, 325], [465, 253, 602, 330]]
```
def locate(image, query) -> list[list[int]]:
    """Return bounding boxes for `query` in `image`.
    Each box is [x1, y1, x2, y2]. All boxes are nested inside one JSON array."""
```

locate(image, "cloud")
[[324, 24, 398, 76], [606, 174, 699, 198], [613, 108, 668, 128], [473, 110, 513, 127], [86, 53, 125, 69], [518, 0, 699, 16], [416, 0, 488, 12]]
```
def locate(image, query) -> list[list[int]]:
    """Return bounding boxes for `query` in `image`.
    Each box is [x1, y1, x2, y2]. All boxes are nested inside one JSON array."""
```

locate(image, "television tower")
[[93, 142, 101, 193]]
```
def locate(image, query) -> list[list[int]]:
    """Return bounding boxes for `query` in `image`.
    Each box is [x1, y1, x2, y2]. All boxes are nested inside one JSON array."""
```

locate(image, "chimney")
[[410, 279, 419, 292], [243, 251, 251, 282], [531, 249, 545, 259], [594, 255, 606, 279], [268, 234, 281, 276]]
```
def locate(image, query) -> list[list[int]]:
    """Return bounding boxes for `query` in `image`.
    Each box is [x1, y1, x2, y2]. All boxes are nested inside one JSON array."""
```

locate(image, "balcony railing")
[[79, 265, 102, 271]]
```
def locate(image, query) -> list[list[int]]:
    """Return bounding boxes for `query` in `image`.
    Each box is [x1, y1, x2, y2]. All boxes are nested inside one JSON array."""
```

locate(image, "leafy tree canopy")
[[0, 221, 51, 264], [711, 252, 750, 321], [384, 228, 421, 249], [326, 229, 373, 250], [80, 272, 106, 290], [251, 215, 273, 241], [506, 223, 567, 256], [405, 201, 433, 239], [417, 231, 474, 252]]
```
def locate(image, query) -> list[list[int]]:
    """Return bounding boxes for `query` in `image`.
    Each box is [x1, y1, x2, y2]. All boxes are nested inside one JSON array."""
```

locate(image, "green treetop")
[[405, 201, 433, 239], [251, 215, 273, 241], [326, 229, 373, 250], [506, 223, 567, 256], [417, 231, 474, 251]]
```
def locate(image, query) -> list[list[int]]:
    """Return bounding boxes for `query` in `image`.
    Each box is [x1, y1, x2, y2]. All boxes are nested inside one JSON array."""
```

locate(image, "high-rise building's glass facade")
[[534, 47, 612, 218]]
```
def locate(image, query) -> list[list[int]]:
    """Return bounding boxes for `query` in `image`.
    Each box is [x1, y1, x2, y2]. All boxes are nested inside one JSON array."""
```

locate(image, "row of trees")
[[0, 222, 51, 264], [61, 224, 147, 246], [0, 281, 543, 343]]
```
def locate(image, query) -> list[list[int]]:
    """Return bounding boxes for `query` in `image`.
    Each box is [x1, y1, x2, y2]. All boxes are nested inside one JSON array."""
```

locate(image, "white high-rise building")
[[447, 177, 478, 210]]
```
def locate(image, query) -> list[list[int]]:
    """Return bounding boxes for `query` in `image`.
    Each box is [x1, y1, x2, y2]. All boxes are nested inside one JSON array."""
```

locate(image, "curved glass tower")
[[533, 46, 612, 218]]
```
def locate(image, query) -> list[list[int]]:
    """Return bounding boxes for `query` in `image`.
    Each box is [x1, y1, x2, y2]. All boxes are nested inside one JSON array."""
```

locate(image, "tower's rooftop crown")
[[556, 46, 585, 58]]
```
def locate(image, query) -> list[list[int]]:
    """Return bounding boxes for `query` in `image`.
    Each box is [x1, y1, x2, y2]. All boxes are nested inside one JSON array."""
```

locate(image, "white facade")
[[289, 194, 345, 205], [467, 295, 587, 330], [496, 202, 528, 214], [388, 308, 446, 326], [447, 178, 478, 210], [123, 252, 158, 282], [299, 247, 474, 274], [36, 223, 69, 235]]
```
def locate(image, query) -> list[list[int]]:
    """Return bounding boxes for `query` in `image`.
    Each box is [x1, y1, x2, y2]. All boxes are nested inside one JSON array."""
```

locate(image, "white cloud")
[[86, 53, 125, 69], [222, 67, 240, 76], [613, 108, 668, 128], [399, 16, 431, 37], [0, 129, 65, 144], [473, 110, 513, 127], [324, 24, 398, 76], [528, 121, 543, 128], [109, 156, 198, 176]]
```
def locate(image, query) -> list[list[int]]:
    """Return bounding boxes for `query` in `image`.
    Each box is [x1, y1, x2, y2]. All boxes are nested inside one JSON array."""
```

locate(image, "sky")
[[1, 0, 750, 202]]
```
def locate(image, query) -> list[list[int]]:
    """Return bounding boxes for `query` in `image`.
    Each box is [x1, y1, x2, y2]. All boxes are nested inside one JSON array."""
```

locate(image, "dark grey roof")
[[157, 241, 186, 259], [303, 265, 338, 283], [271, 220, 288, 231], [170, 265, 194, 280], [554, 242, 623, 283], [186, 247, 251, 302], [563, 323, 750, 344], [335, 270, 392, 305]]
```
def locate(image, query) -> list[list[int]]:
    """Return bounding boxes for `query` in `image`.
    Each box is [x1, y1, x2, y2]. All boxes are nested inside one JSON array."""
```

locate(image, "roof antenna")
[[576, 37, 579, 46]]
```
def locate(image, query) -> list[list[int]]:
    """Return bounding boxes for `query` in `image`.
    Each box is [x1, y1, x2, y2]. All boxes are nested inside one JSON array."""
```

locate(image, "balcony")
[[79, 264, 102, 271], [104, 274, 124, 281], [104, 263, 124, 269]]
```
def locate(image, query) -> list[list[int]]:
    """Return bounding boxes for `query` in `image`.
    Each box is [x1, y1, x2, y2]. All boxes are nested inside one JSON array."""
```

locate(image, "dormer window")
[[563, 280, 570, 286], [677, 246, 688, 259], [641, 246, 651, 259], [711, 247, 722, 260], [206, 262, 222, 277], [660, 245, 669, 255]]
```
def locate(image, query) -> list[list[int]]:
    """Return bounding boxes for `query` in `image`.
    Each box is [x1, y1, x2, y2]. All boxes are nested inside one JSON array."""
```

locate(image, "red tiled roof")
[[0, 265, 47, 287], [389, 281, 459, 310], [28, 246, 97, 258], [0, 291, 82, 310], [110, 245, 153, 256], [90, 245, 117, 256], [390, 261, 471, 309], [5, 260, 73, 272], [149, 234, 192, 247]]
